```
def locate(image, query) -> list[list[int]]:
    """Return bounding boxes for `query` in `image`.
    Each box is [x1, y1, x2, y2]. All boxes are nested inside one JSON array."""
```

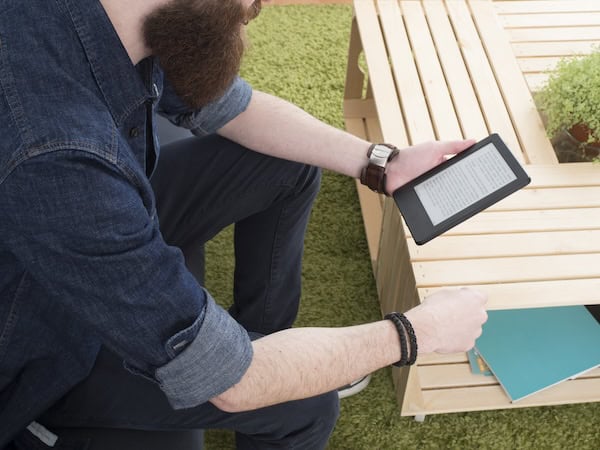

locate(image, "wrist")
[[404, 310, 435, 354], [359, 143, 399, 195]]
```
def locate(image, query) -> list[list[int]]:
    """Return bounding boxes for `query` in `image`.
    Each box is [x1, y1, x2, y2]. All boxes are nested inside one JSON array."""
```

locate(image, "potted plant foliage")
[[537, 48, 600, 162]]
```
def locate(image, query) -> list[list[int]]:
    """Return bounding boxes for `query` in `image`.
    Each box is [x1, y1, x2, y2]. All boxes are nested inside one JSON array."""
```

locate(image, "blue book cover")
[[475, 305, 600, 402]]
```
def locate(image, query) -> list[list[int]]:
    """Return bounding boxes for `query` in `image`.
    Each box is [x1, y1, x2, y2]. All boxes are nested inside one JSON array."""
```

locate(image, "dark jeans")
[[38, 135, 339, 449]]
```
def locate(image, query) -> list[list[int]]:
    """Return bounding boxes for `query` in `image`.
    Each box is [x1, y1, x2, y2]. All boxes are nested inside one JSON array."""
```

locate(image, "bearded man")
[[0, 0, 487, 448]]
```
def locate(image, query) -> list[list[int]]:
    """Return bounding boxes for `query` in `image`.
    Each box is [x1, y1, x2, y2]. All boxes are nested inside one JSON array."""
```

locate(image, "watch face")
[[370, 145, 391, 166]]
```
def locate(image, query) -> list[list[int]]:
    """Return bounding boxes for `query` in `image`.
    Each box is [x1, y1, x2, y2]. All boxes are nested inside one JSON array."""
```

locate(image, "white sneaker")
[[337, 374, 372, 399]]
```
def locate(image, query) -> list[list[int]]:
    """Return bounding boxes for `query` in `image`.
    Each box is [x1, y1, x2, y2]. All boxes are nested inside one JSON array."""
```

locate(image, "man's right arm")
[[212, 288, 488, 412]]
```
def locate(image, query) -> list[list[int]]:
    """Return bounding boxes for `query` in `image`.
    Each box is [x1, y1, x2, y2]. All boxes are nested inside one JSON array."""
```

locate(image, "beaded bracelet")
[[384, 312, 418, 367]]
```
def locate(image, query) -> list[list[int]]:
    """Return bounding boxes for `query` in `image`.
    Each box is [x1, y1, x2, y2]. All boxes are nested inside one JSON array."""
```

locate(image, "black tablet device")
[[392, 134, 530, 245]]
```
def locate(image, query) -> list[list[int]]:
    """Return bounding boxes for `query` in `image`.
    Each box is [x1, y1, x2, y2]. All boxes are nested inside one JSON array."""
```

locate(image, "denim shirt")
[[0, 0, 253, 443]]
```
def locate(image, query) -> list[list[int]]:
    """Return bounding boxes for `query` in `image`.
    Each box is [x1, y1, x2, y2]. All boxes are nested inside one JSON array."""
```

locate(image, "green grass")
[[203, 5, 600, 449]]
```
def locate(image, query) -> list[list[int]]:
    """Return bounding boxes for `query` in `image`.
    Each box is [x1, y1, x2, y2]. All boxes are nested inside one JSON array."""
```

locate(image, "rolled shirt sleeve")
[[1, 149, 252, 407], [156, 295, 253, 409], [158, 76, 253, 136]]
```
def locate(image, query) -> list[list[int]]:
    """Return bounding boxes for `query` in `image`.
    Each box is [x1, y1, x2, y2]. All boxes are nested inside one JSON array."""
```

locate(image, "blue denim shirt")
[[0, 0, 253, 443]]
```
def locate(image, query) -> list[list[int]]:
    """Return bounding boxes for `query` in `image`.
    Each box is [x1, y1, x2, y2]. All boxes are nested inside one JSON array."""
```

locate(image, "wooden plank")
[[419, 363, 498, 389], [490, 186, 600, 210], [507, 26, 600, 43], [413, 253, 600, 287], [511, 41, 598, 58], [405, 378, 600, 416], [446, 1, 524, 161], [434, 207, 600, 235], [376, 0, 435, 143], [499, 12, 600, 28], [525, 163, 600, 187], [518, 56, 564, 73], [408, 229, 600, 261], [345, 117, 381, 270], [344, 16, 366, 101], [401, 1, 462, 140], [419, 278, 600, 310], [343, 98, 377, 119], [495, 0, 600, 15], [525, 73, 549, 92], [418, 352, 468, 365], [423, 0, 489, 141], [353, 0, 408, 145], [469, 0, 557, 164]]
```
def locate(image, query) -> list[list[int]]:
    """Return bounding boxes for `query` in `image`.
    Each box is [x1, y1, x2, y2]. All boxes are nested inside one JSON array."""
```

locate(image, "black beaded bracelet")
[[384, 312, 418, 367]]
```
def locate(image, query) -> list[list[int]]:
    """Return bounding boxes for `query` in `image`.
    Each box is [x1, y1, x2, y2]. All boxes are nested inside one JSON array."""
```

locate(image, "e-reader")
[[392, 134, 530, 245]]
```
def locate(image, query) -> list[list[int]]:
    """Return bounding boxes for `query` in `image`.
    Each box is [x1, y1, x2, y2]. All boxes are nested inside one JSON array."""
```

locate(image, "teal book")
[[475, 305, 600, 402]]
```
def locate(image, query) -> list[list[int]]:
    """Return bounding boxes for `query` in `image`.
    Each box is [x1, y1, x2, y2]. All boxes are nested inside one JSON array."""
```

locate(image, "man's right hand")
[[405, 288, 488, 354]]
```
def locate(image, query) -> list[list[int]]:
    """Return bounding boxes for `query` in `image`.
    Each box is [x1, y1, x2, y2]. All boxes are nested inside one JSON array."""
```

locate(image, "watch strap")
[[359, 143, 399, 195]]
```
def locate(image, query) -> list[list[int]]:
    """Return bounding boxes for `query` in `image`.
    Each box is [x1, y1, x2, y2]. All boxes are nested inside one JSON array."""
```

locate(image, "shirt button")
[[129, 127, 140, 138]]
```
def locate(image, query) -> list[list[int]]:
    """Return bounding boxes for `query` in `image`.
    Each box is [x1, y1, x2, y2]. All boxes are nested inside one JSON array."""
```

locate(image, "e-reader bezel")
[[392, 134, 531, 245]]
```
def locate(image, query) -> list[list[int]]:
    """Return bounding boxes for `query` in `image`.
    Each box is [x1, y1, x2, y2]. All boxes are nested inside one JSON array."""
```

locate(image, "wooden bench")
[[343, 0, 600, 416]]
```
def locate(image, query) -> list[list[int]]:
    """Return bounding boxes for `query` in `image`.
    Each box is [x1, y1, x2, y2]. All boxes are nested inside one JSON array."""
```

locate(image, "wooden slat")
[[446, 1, 524, 161], [413, 253, 600, 287], [436, 207, 600, 235], [418, 352, 468, 365], [507, 26, 600, 42], [495, 0, 600, 15], [419, 363, 498, 389], [343, 98, 377, 119], [401, 1, 463, 140], [409, 229, 600, 261], [469, 0, 557, 164], [490, 186, 600, 210], [511, 41, 598, 58], [376, 0, 435, 144], [526, 73, 550, 92], [518, 56, 564, 73], [345, 116, 383, 270], [525, 164, 599, 187], [499, 12, 600, 28], [353, 0, 408, 146], [423, 0, 489, 140], [407, 378, 600, 416], [419, 278, 600, 310]]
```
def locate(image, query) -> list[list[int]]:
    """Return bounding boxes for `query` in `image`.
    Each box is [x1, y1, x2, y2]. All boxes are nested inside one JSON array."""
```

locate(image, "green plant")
[[537, 48, 600, 144]]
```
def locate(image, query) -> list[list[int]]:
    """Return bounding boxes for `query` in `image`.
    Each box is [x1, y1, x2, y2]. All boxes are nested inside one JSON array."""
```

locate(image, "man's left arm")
[[219, 90, 475, 194]]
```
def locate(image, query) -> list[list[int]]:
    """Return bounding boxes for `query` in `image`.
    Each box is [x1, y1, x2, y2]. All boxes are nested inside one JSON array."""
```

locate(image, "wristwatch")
[[359, 143, 400, 195]]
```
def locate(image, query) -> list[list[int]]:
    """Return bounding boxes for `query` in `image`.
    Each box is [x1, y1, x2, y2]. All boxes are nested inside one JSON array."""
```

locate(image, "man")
[[0, 0, 488, 448]]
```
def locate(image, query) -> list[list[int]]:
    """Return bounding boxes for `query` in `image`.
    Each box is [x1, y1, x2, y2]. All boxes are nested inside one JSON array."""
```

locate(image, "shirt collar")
[[61, 0, 155, 126]]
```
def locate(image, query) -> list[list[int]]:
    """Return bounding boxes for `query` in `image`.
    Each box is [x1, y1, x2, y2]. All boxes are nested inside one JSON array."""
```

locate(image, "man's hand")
[[385, 140, 476, 194], [405, 288, 488, 354]]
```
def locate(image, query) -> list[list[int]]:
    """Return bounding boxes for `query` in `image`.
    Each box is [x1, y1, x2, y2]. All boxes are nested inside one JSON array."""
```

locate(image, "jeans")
[[38, 135, 339, 449]]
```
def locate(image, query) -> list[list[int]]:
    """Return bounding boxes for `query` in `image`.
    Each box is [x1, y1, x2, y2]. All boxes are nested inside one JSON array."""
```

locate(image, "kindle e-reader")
[[392, 134, 530, 245]]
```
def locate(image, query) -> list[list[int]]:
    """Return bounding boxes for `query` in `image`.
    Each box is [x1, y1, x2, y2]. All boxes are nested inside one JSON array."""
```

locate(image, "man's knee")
[[235, 390, 339, 449]]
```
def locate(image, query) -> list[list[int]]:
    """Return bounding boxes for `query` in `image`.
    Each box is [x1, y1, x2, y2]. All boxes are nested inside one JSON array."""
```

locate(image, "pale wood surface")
[[494, 0, 600, 91], [344, 0, 600, 416]]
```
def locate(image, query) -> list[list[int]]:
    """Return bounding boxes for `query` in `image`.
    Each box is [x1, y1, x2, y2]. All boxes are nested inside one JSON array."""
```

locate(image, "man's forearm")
[[211, 320, 400, 412], [218, 90, 371, 178], [210, 288, 487, 413]]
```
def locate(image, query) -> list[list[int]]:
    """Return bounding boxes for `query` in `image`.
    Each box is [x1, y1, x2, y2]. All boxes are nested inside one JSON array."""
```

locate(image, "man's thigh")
[[151, 134, 315, 248]]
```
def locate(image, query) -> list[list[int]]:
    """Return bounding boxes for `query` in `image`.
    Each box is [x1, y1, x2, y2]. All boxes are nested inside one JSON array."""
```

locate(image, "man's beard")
[[143, 0, 256, 109]]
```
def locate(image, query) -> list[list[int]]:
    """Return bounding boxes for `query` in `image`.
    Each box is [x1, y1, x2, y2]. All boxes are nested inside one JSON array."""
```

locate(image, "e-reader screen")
[[393, 134, 530, 245]]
